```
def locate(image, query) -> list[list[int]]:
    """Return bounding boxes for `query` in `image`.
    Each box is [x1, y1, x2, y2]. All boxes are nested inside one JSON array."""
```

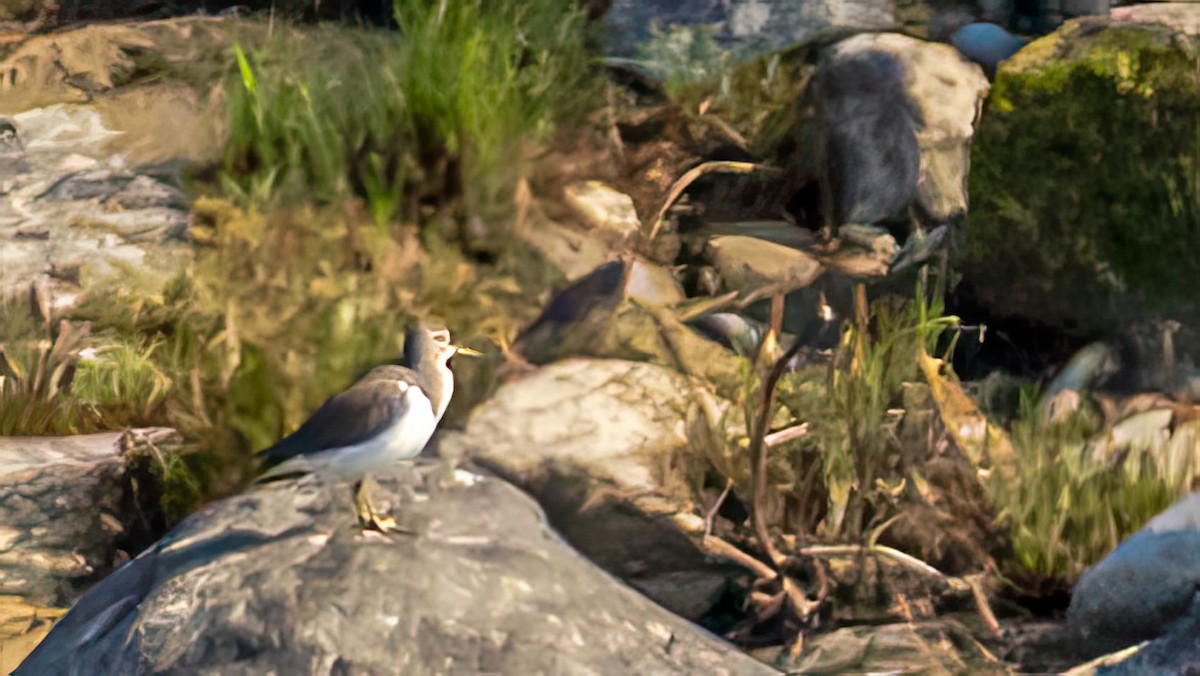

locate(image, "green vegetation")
[[989, 392, 1182, 581], [66, 198, 553, 513], [222, 0, 596, 229], [969, 22, 1200, 336], [0, 297, 169, 436], [714, 288, 962, 546], [1, 3, 590, 523]]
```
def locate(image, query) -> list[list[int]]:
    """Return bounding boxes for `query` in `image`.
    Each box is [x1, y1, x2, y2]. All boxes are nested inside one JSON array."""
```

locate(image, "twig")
[[704, 478, 735, 538], [798, 544, 971, 593], [764, 423, 810, 447], [787, 630, 805, 662], [749, 329, 809, 568], [646, 161, 781, 242], [967, 574, 1003, 639], [701, 535, 776, 580]]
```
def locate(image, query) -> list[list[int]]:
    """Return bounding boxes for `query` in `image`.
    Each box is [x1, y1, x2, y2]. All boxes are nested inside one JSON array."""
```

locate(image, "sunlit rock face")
[[601, 0, 893, 58], [811, 32, 989, 233]]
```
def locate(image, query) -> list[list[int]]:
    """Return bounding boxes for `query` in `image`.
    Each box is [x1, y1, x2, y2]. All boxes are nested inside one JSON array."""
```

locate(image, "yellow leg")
[[353, 477, 401, 533]]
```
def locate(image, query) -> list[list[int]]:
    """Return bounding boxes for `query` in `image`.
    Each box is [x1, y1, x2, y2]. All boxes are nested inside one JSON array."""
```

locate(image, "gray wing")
[[258, 366, 425, 471]]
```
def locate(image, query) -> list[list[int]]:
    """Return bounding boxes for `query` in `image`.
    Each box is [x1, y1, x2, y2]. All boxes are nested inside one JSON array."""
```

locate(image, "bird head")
[[404, 324, 481, 373]]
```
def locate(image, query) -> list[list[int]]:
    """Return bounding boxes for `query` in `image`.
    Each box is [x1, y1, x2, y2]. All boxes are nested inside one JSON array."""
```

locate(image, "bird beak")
[[454, 345, 483, 357]]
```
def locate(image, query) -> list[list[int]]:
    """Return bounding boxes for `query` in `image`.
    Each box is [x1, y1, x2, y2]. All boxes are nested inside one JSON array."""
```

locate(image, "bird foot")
[[353, 478, 416, 535], [360, 511, 415, 535]]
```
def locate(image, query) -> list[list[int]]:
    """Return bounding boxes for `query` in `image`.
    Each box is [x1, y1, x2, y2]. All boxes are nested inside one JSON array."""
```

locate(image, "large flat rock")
[[15, 464, 774, 675], [439, 358, 739, 622]]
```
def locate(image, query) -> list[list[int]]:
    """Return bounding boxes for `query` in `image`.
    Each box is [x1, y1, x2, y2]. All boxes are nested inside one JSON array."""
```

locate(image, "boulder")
[[14, 463, 774, 675], [0, 105, 192, 311], [812, 32, 989, 232], [0, 429, 179, 609], [704, 235, 825, 292], [1068, 492, 1200, 656], [563, 180, 642, 241], [1097, 593, 1200, 675], [601, 0, 893, 59], [514, 208, 614, 282], [779, 620, 1007, 674], [1110, 3, 1200, 35], [438, 358, 738, 621], [0, 428, 181, 669], [967, 12, 1200, 358]]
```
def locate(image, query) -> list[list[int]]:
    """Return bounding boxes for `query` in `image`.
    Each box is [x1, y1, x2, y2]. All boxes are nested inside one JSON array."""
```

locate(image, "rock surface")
[[438, 358, 737, 622], [781, 619, 1007, 674], [1068, 492, 1200, 656], [813, 32, 988, 232], [514, 260, 742, 389], [0, 429, 178, 609], [967, 11, 1200, 358], [563, 180, 642, 240], [602, 0, 894, 59], [0, 105, 192, 310], [705, 235, 824, 292], [15, 463, 774, 676]]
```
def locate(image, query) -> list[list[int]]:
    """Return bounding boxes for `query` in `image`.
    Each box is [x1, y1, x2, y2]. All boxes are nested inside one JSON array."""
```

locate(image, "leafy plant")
[[222, 0, 597, 230], [990, 389, 1181, 581]]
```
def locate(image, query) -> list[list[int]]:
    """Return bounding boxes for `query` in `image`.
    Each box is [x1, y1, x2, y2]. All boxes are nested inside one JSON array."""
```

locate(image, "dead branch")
[[764, 423, 810, 448], [646, 161, 781, 242], [966, 574, 1003, 639], [704, 478, 735, 538], [701, 535, 776, 580], [798, 544, 971, 593]]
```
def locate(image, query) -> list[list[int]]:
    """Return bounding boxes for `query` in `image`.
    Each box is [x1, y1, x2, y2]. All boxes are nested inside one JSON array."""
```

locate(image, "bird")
[[256, 323, 480, 532]]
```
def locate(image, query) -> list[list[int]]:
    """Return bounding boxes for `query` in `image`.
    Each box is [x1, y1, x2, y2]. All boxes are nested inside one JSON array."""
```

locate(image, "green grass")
[[989, 390, 1182, 582], [723, 287, 961, 541], [0, 298, 168, 436], [222, 0, 597, 229], [63, 197, 555, 519]]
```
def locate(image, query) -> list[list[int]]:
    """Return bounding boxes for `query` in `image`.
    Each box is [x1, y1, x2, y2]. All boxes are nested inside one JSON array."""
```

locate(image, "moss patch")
[[968, 20, 1200, 340]]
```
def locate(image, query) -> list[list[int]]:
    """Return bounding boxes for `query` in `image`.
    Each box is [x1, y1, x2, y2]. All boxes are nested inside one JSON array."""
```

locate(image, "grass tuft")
[[989, 390, 1182, 581], [221, 1, 597, 230]]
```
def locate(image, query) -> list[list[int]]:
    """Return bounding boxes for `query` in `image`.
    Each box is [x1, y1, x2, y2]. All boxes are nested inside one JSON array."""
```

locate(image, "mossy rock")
[[967, 18, 1200, 345]]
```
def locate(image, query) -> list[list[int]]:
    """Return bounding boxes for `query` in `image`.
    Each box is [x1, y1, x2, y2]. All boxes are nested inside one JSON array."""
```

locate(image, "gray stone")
[[0, 429, 179, 609], [781, 620, 1008, 674], [516, 204, 614, 282], [1098, 593, 1200, 675], [0, 106, 192, 311], [1110, 3, 1200, 36], [705, 235, 824, 292], [1068, 492, 1200, 656], [513, 260, 739, 389], [438, 358, 738, 622], [563, 180, 642, 240], [14, 463, 774, 676], [603, 0, 893, 59], [814, 32, 989, 232]]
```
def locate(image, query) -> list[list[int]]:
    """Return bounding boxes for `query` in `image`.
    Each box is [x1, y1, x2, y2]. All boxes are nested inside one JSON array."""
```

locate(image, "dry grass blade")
[[798, 544, 970, 592], [646, 161, 781, 241]]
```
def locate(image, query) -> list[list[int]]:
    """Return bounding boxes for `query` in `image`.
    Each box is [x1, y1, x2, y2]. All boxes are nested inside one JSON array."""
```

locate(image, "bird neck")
[[415, 361, 453, 422]]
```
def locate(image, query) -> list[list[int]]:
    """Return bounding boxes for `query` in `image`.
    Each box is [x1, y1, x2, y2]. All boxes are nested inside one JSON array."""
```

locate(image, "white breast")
[[287, 385, 438, 480]]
